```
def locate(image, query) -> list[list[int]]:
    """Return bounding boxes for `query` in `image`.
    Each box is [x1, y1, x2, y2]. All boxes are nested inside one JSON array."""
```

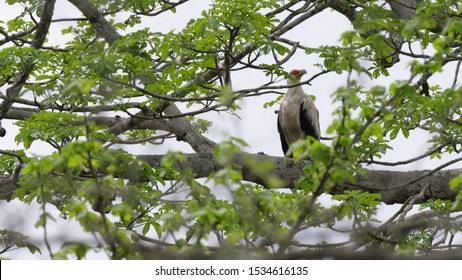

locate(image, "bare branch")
[[362, 142, 448, 166]]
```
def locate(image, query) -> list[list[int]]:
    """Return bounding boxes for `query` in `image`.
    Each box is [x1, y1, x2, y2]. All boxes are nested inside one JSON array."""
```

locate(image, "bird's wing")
[[299, 98, 320, 140], [277, 111, 289, 155]]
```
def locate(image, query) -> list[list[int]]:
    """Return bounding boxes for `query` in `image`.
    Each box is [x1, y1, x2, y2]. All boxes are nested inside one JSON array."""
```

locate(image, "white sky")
[[0, 0, 460, 259]]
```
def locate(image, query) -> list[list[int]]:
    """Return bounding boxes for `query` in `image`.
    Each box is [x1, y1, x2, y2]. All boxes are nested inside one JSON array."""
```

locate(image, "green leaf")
[[310, 141, 332, 165], [142, 223, 150, 235]]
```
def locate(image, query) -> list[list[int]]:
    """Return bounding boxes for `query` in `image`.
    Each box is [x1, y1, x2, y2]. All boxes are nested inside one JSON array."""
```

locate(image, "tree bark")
[[67, 0, 121, 45], [2, 152, 457, 204], [137, 152, 458, 204]]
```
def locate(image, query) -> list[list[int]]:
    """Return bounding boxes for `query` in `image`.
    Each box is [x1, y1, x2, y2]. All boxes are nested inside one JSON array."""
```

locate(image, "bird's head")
[[287, 69, 307, 85]]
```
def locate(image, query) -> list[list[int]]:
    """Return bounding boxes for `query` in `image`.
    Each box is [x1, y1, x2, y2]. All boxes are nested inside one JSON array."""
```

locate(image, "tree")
[[0, 0, 461, 259]]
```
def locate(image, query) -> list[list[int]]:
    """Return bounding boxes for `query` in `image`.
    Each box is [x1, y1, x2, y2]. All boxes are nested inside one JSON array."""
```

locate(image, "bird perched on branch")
[[277, 69, 320, 157]]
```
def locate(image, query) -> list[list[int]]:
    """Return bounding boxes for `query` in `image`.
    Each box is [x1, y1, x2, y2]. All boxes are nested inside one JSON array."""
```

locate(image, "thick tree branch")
[[67, 0, 122, 45], [137, 152, 458, 204], [1, 150, 455, 204], [160, 105, 215, 153], [386, 0, 422, 19]]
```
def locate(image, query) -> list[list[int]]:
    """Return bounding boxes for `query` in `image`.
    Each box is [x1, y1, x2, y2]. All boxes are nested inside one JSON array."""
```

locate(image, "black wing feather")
[[277, 114, 289, 155], [299, 102, 320, 140]]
